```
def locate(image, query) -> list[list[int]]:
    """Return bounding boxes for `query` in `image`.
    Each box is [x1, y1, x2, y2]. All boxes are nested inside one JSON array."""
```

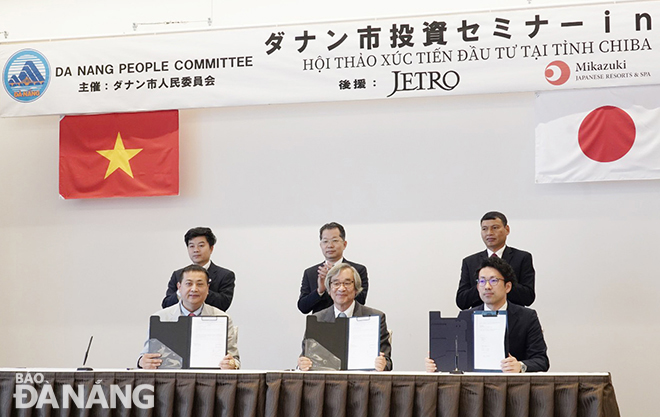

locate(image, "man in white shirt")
[[140, 264, 240, 370], [162, 227, 236, 311], [456, 211, 536, 309], [298, 263, 391, 371], [429, 257, 548, 373], [297, 222, 369, 314]]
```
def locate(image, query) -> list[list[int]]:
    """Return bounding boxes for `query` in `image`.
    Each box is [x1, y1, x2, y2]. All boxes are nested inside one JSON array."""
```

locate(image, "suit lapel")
[[506, 303, 519, 328], [502, 246, 513, 262], [322, 307, 336, 322], [353, 303, 363, 317], [167, 304, 183, 320], [207, 262, 218, 283], [505, 303, 519, 355]]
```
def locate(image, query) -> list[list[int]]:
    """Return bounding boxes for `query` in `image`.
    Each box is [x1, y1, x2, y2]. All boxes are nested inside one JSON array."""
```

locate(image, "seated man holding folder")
[[298, 263, 392, 371], [138, 264, 240, 369], [426, 257, 548, 373]]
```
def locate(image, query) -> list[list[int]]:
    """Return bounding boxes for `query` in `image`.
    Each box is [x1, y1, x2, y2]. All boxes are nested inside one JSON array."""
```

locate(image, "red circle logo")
[[545, 61, 570, 86], [578, 106, 636, 162]]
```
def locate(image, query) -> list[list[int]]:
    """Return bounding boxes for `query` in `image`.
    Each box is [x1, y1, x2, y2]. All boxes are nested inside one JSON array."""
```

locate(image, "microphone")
[[449, 335, 464, 374], [77, 336, 94, 371]]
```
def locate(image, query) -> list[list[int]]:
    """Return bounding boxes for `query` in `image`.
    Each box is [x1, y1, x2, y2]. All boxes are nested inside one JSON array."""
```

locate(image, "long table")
[[0, 370, 620, 417]]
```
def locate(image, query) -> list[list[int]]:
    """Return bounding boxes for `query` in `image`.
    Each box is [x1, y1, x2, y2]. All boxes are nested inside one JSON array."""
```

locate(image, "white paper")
[[347, 315, 380, 370], [473, 311, 507, 371], [189, 316, 228, 368]]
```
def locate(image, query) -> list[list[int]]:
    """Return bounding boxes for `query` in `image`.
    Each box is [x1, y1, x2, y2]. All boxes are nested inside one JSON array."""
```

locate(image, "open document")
[[189, 316, 228, 368], [150, 315, 229, 369], [473, 311, 507, 371], [304, 314, 381, 370], [347, 316, 380, 370]]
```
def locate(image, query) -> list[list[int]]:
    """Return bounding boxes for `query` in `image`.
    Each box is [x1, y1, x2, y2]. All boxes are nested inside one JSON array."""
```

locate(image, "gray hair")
[[325, 262, 363, 295]]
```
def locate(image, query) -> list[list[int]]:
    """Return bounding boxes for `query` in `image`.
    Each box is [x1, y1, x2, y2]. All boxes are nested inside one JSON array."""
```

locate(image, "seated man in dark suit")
[[429, 256, 548, 373], [297, 222, 368, 314], [298, 263, 391, 371], [162, 227, 235, 311], [456, 211, 535, 309]]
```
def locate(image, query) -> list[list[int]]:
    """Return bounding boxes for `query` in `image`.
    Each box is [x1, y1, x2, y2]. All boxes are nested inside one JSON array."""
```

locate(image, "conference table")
[[0, 369, 620, 417]]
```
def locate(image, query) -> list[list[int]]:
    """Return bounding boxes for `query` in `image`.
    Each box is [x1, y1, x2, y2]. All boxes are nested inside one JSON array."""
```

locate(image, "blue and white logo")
[[3, 49, 51, 103]]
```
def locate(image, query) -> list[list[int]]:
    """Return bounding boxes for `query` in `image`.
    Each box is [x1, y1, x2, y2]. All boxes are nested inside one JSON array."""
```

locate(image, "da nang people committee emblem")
[[3, 49, 51, 103]]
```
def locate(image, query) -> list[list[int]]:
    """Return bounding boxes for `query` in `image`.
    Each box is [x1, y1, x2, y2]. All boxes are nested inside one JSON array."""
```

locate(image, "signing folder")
[[429, 310, 472, 372], [304, 315, 380, 370], [473, 310, 507, 372], [430, 310, 508, 372], [149, 315, 228, 369]]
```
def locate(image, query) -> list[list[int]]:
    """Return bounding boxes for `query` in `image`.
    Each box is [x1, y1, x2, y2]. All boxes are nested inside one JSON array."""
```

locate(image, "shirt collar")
[[179, 301, 204, 316], [484, 301, 508, 312], [487, 245, 506, 258], [334, 300, 356, 318], [325, 257, 345, 267]]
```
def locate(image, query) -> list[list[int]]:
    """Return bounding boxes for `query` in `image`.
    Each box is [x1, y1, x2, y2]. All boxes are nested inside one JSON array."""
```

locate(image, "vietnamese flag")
[[59, 110, 179, 199]]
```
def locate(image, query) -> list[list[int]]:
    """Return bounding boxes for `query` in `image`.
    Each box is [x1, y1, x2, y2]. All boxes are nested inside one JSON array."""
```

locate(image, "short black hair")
[[179, 264, 210, 283], [479, 256, 517, 285], [319, 222, 346, 240], [480, 211, 508, 227], [184, 227, 217, 247]]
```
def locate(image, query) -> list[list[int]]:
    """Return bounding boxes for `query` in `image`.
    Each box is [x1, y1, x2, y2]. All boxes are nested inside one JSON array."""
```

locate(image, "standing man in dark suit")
[[297, 222, 368, 314], [162, 227, 235, 311], [456, 211, 535, 310], [298, 263, 391, 371], [428, 256, 548, 373]]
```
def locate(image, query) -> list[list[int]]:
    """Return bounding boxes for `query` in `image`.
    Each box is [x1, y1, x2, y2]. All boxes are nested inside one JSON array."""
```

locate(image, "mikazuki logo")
[[13, 372, 154, 409], [544, 60, 570, 86]]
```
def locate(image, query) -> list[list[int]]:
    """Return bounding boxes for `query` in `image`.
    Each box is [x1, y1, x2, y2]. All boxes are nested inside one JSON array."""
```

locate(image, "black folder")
[[304, 315, 380, 370], [429, 310, 473, 372], [149, 315, 228, 369]]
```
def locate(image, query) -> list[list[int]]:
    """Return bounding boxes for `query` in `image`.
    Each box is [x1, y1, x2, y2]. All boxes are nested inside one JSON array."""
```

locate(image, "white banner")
[[1, 1, 659, 117]]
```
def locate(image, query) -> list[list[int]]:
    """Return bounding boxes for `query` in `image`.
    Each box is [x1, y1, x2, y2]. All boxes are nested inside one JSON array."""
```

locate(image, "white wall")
[[0, 1, 655, 415]]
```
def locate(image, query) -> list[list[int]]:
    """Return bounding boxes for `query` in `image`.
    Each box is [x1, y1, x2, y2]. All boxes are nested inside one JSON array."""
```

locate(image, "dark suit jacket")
[[162, 262, 235, 311], [304, 303, 392, 371], [456, 246, 535, 309], [471, 302, 549, 372], [297, 259, 368, 314]]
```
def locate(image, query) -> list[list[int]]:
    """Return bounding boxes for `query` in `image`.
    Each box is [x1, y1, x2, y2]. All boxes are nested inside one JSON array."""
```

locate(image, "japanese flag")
[[535, 85, 660, 183]]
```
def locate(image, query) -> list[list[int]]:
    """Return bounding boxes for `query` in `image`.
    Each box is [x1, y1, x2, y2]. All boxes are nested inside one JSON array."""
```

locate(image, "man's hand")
[[220, 353, 238, 370], [139, 353, 162, 369], [374, 352, 387, 372], [425, 357, 437, 373], [317, 263, 330, 294], [298, 356, 313, 371], [500, 354, 522, 373]]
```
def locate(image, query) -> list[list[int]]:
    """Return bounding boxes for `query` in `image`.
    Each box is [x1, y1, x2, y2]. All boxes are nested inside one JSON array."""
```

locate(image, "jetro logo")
[[544, 60, 570, 86], [3, 49, 51, 102]]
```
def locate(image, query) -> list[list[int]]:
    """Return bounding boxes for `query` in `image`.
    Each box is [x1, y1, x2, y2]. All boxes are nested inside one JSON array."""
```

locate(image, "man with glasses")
[[298, 263, 391, 371], [428, 257, 548, 373], [456, 211, 536, 310], [297, 222, 369, 314]]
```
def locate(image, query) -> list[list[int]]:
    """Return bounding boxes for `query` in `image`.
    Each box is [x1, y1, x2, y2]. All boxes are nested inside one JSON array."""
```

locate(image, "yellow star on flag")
[[96, 133, 143, 179]]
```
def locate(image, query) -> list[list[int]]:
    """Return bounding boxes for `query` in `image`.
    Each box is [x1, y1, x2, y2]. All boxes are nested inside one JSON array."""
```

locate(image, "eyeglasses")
[[330, 280, 355, 290], [321, 238, 344, 246], [476, 278, 505, 287]]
